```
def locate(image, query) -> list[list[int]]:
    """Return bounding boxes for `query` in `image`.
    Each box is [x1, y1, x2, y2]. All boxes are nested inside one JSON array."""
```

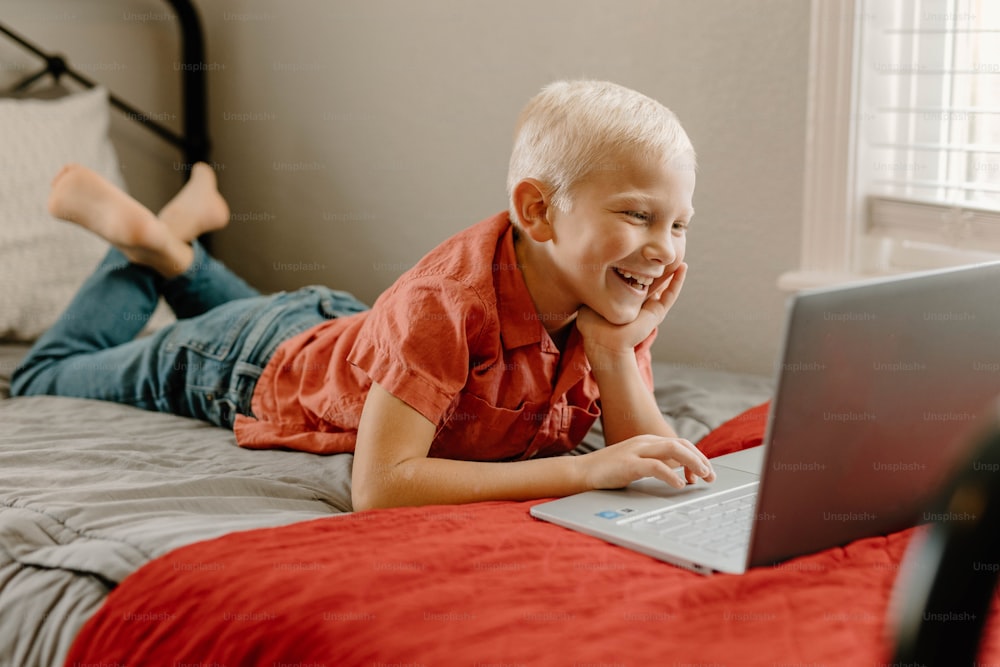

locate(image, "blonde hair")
[[506, 80, 695, 221]]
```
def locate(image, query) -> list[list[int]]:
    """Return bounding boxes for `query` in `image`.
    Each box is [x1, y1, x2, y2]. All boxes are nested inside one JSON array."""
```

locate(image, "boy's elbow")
[[351, 498, 374, 513], [350, 484, 380, 512], [350, 491, 386, 513], [351, 478, 406, 512]]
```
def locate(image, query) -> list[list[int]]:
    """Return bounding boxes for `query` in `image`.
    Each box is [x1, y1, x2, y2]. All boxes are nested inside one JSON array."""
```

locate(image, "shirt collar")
[[554, 325, 593, 395], [495, 220, 555, 351], [493, 219, 593, 389]]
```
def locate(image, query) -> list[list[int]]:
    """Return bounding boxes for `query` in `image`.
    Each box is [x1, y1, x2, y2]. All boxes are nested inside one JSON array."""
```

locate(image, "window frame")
[[780, 0, 864, 290], [781, 0, 1000, 291]]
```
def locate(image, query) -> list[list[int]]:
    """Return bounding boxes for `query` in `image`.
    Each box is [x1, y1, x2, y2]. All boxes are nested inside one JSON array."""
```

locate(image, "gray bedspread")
[[0, 344, 22, 401], [579, 362, 776, 453], [0, 344, 773, 667], [0, 393, 355, 667]]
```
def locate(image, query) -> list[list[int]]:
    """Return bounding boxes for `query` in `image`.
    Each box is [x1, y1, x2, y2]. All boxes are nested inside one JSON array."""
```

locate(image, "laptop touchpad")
[[626, 464, 759, 500]]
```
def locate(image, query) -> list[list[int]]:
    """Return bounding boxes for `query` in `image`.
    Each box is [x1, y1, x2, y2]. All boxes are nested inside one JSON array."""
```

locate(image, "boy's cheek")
[[672, 244, 686, 267], [665, 253, 686, 279]]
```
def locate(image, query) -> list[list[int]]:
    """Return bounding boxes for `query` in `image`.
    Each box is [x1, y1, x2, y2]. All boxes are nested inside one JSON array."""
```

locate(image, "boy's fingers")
[[658, 263, 687, 302], [643, 437, 712, 478], [646, 274, 673, 303], [647, 460, 687, 489], [644, 264, 687, 316], [691, 464, 716, 483]]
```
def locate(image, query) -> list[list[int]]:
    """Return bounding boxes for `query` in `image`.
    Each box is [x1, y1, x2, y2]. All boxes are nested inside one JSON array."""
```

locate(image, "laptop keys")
[[626, 490, 758, 555]]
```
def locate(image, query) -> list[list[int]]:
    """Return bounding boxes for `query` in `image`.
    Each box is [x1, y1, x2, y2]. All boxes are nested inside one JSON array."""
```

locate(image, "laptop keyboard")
[[624, 484, 759, 556]]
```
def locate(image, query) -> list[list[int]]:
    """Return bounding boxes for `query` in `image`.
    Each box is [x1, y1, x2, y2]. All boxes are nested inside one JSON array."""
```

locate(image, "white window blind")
[[858, 0, 1000, 263]]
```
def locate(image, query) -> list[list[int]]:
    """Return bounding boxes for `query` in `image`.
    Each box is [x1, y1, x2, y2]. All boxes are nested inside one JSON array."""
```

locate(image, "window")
[[781, 0, 1000, 290]]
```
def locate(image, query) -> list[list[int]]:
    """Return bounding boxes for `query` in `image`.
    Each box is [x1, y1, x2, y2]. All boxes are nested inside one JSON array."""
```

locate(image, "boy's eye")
[[624, 211, 651, 223], [673, 221, 689, 231]]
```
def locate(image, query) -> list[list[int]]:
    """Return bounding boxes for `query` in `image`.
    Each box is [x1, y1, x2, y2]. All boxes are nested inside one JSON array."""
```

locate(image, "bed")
[[2, 4, 997, 667], [1, 339, 777, 666]]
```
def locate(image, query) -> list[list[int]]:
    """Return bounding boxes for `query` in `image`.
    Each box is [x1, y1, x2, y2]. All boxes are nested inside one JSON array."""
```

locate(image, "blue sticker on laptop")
[[595, 510, 622, 519]]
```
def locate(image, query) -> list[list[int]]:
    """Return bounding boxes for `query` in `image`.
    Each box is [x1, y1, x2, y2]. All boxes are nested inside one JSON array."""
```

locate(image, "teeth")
[[616, 269, 654, 286]]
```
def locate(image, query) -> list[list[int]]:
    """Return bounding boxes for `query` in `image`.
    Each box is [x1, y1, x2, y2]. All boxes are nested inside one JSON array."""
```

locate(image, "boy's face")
[[544, 155, 696, 326]]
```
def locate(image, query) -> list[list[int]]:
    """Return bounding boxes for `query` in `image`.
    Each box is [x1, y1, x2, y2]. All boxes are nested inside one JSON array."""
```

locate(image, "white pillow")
[[0, 86, 127, 341]]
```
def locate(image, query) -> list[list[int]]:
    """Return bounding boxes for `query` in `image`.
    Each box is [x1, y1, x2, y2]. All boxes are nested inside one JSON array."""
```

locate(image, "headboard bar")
[[168, 0, 210, 167], [0, 0, 210, 169]]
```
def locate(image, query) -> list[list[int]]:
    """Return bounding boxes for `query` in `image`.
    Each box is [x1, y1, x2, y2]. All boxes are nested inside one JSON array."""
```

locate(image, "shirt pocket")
[[532, 402, 602, 458], [431, 392, 548, 462]]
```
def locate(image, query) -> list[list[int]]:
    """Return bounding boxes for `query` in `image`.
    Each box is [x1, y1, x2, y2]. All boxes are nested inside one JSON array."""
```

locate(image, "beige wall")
[[3, 0, 810, 376]]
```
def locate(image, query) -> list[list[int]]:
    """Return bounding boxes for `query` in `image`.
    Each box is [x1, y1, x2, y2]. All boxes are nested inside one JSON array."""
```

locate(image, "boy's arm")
[[578, 262, 685, 445], [351, 382, 585, 510], [576, 263, 715, 486], [351, 381, 712, 510], [589, 343, 715, 486], [589, 344, 676, 445]]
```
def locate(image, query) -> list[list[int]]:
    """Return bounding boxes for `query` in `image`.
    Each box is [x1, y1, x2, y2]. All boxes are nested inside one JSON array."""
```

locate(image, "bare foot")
[[48, 164, 194, 278], [156, 162, 230, 242]]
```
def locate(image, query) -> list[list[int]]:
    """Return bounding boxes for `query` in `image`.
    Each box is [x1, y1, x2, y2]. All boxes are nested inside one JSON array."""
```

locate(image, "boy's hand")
[[577, 263, 687, 355], [580, 433, 716, 490]]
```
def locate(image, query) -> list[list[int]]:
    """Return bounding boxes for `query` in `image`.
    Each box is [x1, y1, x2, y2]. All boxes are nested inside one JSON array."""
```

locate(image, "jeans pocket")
[[231, 361, 263, 419], [164, 296, 269, 362], [167, 349, 264, 428], [316, 287, 369, 319]]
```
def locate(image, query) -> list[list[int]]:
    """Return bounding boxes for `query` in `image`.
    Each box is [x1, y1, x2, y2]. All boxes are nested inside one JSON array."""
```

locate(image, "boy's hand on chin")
[[577, 263, 687, 357]]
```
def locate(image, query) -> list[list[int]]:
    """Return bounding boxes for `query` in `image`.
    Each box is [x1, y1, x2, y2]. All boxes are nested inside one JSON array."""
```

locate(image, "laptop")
[[531, 260, 1000, 574]]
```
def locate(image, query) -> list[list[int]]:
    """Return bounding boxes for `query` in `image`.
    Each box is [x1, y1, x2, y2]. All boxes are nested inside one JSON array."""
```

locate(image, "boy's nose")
[[642, 231, 677, 265]]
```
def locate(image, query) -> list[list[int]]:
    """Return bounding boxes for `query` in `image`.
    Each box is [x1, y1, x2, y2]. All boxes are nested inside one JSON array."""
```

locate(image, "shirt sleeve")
[[346, 275, 490, 425]]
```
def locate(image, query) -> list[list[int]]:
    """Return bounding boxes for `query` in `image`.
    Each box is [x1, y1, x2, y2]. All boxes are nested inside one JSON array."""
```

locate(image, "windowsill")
[[776, 270, 887, 292], [779, 238, 1000, 292]]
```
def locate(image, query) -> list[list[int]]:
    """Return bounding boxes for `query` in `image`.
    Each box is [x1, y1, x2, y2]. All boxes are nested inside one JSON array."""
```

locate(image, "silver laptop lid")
[[748, 261, 1000, 567]]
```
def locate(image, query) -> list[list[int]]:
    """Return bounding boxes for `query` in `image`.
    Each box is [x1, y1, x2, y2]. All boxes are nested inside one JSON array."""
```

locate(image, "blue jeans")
[[10, 243, 368, 429]]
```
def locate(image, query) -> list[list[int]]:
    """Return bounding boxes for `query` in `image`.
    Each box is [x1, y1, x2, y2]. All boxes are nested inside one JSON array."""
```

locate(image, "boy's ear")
[[511, 178, 555, 242]]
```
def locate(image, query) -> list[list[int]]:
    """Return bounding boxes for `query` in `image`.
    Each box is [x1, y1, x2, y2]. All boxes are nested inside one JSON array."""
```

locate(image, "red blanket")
[[66, 403, 1000, 666]]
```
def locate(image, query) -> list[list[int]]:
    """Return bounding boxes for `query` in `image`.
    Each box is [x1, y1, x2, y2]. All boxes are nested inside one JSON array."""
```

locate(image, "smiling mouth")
[[612, 267, 655, 291]]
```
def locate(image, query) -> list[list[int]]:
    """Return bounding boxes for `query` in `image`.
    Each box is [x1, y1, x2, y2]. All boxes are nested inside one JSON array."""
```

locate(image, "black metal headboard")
[[0, 0, 210, 169]]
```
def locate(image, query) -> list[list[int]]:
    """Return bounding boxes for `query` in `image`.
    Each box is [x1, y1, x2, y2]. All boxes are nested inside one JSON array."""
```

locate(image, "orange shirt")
[[233, 212, 656, 461]]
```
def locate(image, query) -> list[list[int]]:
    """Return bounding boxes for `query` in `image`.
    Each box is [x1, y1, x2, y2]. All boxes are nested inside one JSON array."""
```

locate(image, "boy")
[[12, 79, 714, 509]]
